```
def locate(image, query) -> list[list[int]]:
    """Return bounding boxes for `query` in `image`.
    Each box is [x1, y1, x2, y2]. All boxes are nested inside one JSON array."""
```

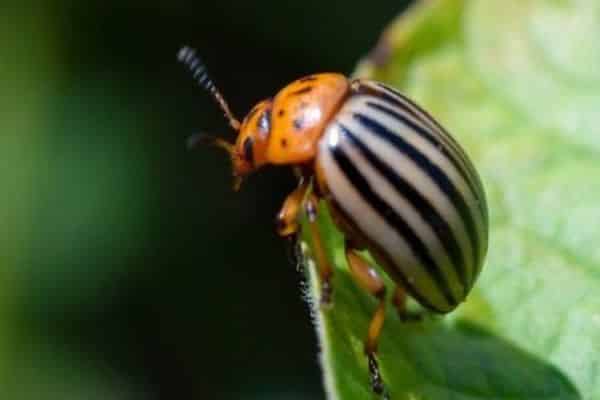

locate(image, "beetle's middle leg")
[[276, 184, 333, 305], [344, 239, 388, 397]]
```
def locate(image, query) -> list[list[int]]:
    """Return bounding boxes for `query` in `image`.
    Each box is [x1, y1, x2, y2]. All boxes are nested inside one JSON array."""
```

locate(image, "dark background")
[[3, 1, 409, 398]]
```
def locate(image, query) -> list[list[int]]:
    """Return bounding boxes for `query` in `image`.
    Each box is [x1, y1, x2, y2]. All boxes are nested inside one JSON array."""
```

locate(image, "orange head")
[[232, 99, 273, 176], [179, 46, 350, 190], [186, 98, 273, 190]]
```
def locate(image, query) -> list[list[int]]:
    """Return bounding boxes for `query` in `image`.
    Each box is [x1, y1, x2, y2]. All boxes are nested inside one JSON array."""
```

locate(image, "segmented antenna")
[[177, 46, 241, 130]]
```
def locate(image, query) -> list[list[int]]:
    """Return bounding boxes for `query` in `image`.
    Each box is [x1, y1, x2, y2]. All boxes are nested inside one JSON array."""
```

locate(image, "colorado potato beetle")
[[178, 46, 488, 396]]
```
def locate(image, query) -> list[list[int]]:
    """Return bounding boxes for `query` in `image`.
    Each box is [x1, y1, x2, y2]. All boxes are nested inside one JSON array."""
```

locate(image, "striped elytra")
[[181, 51, 489, 394], [316, 80, 488, 313]]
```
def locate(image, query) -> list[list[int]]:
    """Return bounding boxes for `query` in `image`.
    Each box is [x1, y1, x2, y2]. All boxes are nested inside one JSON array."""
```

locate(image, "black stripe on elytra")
[[373, 82, 487, 211], [366, 100, 481, 211], [327, 198, 444, 312], [366, 101, 485, 268], [366, 98, 488, 258], [364, 82, 483, 196], [371, 86, 490, 278], [373, 83, 469, 161], [339, 123, 467, 291], [353, 112, 480, 284], [330, 141, 457, 307], [370, 242, 445, 313]]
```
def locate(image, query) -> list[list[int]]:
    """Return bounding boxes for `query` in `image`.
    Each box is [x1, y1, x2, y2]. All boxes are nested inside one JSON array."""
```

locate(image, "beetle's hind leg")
[[344, 240, 389, 397]]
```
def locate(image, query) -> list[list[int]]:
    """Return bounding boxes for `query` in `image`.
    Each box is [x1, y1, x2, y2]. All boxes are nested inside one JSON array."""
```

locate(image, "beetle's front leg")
[[304, 193, 333, 305], [277, 183, 309, 273], [276, 182, 309, 237], [276, 185, 333, 305]]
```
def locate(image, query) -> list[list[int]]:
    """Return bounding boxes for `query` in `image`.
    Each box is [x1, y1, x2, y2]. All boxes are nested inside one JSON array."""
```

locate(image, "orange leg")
[[276, 185, 333, 305], [276, 182, 309, 237], [344, 240, 388, 397], [305, 193, 334, 305], [393, 286, 407, 320]]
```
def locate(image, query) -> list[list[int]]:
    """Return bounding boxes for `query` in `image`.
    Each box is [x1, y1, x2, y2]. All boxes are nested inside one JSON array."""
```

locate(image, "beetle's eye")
[[258, 109, 271, 133], [243, 137, 254, 163]]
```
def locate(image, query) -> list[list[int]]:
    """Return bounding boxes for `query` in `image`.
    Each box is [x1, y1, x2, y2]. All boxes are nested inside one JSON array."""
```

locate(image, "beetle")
[[178, 46, 488, 396]]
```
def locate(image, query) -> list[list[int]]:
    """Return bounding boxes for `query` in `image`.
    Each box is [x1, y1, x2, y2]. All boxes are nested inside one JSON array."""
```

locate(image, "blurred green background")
[[2, 1, 410, 398]]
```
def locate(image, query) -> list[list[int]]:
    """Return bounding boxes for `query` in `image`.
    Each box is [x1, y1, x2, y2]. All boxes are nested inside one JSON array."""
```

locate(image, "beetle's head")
[[232, 99, 273, 175], [178, 46, 273, 190]]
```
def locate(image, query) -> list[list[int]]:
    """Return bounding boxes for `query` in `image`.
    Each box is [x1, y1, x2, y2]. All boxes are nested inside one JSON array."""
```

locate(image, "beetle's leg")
[[345, 242, 386, 353], [344, 240, 388, 396], [276, 182, 309, 238], [276, 185, 333, 303], [393, 286, 423, 322], [304, 193, 334, 306], [284, 235, 304, 273]]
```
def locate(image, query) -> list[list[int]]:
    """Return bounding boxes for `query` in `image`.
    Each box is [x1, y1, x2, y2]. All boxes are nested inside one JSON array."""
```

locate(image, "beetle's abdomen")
[[317, 80, 488, 313]]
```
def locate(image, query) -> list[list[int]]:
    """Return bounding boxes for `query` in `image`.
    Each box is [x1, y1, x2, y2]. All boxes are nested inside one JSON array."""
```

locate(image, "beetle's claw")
[[368, 353, 389, 399]]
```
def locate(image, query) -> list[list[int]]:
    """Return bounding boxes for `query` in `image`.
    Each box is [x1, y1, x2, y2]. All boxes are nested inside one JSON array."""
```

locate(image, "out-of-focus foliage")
[[306, 0, 599, 398]]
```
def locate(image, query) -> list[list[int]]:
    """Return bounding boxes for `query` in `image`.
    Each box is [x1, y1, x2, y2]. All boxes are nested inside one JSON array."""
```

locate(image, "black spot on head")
[[290, 86, 313, 96], [243, 137, 254, 163], [293, 117, 305, 131], [280, 139, 288, 148], [278, 109, 285, 117]]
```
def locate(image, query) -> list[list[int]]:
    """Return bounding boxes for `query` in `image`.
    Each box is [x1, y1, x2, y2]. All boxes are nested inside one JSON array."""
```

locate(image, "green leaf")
[[0, 6, 61, 389], [302, 0, 600, 399]]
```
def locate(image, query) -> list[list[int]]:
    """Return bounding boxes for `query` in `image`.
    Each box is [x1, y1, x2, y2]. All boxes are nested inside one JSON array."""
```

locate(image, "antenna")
[[177, 46, 241, 131]]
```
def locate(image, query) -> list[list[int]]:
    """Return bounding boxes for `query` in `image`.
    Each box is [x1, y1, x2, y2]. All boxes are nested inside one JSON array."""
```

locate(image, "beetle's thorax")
[[266, 73, 350, 165], [232, 73, 350, 179]]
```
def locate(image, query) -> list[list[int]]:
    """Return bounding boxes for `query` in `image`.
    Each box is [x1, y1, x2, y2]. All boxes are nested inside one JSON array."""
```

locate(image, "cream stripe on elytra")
[[338, 122, 467, 300], [348, 93, 486, 272], [317, 124, 453, 311], [317, 80, 488, 311], [340, 95, 479, 283], [341, 124, 464, 303]]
